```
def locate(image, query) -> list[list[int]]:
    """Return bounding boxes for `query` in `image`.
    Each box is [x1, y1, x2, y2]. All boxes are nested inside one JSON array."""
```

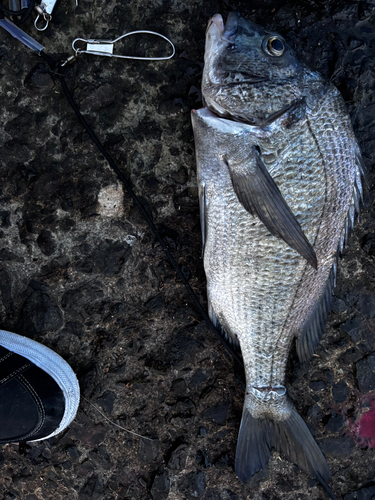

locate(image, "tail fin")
[[235, 394, 331, 485]]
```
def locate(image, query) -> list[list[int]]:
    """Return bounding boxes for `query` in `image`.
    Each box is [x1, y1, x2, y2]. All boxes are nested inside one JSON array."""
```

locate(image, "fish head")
[[202, 12, 327, 124]]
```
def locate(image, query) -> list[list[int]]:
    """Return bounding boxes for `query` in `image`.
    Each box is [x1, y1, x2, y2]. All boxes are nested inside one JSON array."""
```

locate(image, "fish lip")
[[206, 12, 239, 42], [206, 13, 224, 37], [222, 11, 239, 41]]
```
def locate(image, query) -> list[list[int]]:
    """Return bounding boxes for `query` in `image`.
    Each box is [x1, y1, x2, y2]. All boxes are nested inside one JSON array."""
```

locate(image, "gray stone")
[[332, 380, 350, 402], [356, 353, 375, 392]]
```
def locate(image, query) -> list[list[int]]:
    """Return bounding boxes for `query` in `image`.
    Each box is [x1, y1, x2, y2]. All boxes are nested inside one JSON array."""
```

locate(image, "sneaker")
[[0, 329, 80, 444]]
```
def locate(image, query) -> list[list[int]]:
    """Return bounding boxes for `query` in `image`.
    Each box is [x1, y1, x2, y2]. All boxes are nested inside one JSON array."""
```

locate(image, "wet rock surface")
[[0, 1, 374, 499]]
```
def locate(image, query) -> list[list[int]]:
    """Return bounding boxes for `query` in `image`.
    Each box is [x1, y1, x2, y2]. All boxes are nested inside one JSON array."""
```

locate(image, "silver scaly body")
[[192, 12, 363, 492]]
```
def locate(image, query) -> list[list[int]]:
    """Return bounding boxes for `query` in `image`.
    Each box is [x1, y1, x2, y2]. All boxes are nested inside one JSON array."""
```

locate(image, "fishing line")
[[37, 51, 245, 372], [0, 12, 244, 369]]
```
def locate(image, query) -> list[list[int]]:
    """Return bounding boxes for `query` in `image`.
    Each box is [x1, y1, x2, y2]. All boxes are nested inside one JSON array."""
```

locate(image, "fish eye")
[[263, 36, 286, 57]]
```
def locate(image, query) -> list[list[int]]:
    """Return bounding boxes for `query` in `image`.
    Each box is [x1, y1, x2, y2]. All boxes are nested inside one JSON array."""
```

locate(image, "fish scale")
[[192, 12, 363, 498]]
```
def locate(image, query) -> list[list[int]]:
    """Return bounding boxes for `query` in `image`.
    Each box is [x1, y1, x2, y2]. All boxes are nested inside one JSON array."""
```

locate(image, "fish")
[[191, 11, 364, 493]]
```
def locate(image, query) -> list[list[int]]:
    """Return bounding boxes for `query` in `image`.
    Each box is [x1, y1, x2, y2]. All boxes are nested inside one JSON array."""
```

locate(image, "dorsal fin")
[[297, 163, 364, 362], [297, 261, 336, 363]]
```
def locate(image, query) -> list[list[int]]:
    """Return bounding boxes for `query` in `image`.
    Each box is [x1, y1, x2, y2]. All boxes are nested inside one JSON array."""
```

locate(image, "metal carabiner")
[[71, 30, 175, 60], [34, 0, 78, 31], [34, 0, 57, 31]]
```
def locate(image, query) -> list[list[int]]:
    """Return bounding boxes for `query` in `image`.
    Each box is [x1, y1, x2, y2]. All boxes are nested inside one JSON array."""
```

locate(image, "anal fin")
[[208, 301, 240, 351]]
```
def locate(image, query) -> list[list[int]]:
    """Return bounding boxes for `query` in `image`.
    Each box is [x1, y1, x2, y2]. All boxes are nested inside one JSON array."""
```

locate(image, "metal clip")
[[34, 0, 57, 31], [34, 0, 78, 31], [72, 30, 175, 60]]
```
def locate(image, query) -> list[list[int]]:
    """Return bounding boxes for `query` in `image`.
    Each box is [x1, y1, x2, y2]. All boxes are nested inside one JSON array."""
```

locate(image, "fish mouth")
[[206, 12, 267, 88]]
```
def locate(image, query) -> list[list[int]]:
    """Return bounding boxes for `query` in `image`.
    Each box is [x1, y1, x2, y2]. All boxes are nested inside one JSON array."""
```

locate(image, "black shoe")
[[0, 329, 80, 444]]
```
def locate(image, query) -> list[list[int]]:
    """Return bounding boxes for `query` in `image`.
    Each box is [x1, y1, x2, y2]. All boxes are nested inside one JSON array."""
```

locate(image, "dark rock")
[[29, 68, 54, 90], [356, 294, 375, 319], [58, 217, 75, 231], [78, 475, 105, 500], [356, 354, 375, 392], [190, 368, 209, 389], [342, 317, 375, 352], [0, 248, 24, 262], [138, 438, 159, 465], [96, 391, 116, 416], [144, 175, 160, 190], [62, 460, 72, 470], [332, 380, 350, 402], [41, 256, 70, 277], [179, 471, 206, 499], [61, 321, 84, 338], [196, 449, 211, 468], [61, 282, 104, 321], [331, 297, 348, 313], [361, 232, 375, 256], [151, 471, 170, 500], [18, 287, 63, 335], [319, 435, 355, 456], [170, 378, 187, 397], [309, 380, 326, 391], [77, 179, 99, 216], [171, 167, 189, 184], [36, 229, 56, 256], [214, 453, 231, 469], [66, 446, 80, 461], [205, 490, 239, 500], [146, 294, 165, 312], [344, 484, 375, 500], [0, 268, 13, 313], [341, 316, 360, 336], [66, 419, 105, 448], [180, 264, 191, 280], [4, 111, 34, 134], [341, 347, 362, 364], [0, 210, 11, 228], [80, 84, 118, 112], [159, 226, 180, 251], [325, 413, 345, 433], [203, 401, 230, 425], [307, 403, 322, 425], [92, 239, 131, 276], [168, 443, 188, 470], [325, 370, 334, 385]]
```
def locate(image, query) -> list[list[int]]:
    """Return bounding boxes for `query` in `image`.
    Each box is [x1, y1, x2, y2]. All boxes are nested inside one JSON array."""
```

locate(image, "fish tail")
[[235, 391, 333, 491]]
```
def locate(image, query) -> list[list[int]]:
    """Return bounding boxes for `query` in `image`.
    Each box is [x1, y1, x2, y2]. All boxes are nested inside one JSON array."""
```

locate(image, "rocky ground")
[[0, 0, 375, 499]]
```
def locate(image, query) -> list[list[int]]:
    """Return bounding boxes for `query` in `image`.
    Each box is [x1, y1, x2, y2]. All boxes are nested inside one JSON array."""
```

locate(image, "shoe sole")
[[0, 329, 80, 441]]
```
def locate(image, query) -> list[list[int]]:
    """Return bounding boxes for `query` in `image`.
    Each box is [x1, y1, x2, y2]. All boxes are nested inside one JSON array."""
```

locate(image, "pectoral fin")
[[227, 149, 317, 269], [198, 181, 207, 257]]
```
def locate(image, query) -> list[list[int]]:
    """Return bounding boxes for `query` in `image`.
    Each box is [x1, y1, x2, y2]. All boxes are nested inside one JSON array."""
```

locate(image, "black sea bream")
[[191, 12, 363, 488]]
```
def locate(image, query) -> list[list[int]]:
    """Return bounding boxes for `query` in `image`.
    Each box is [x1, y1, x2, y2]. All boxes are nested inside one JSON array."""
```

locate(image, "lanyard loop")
[[72, 30, 175, 60]]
